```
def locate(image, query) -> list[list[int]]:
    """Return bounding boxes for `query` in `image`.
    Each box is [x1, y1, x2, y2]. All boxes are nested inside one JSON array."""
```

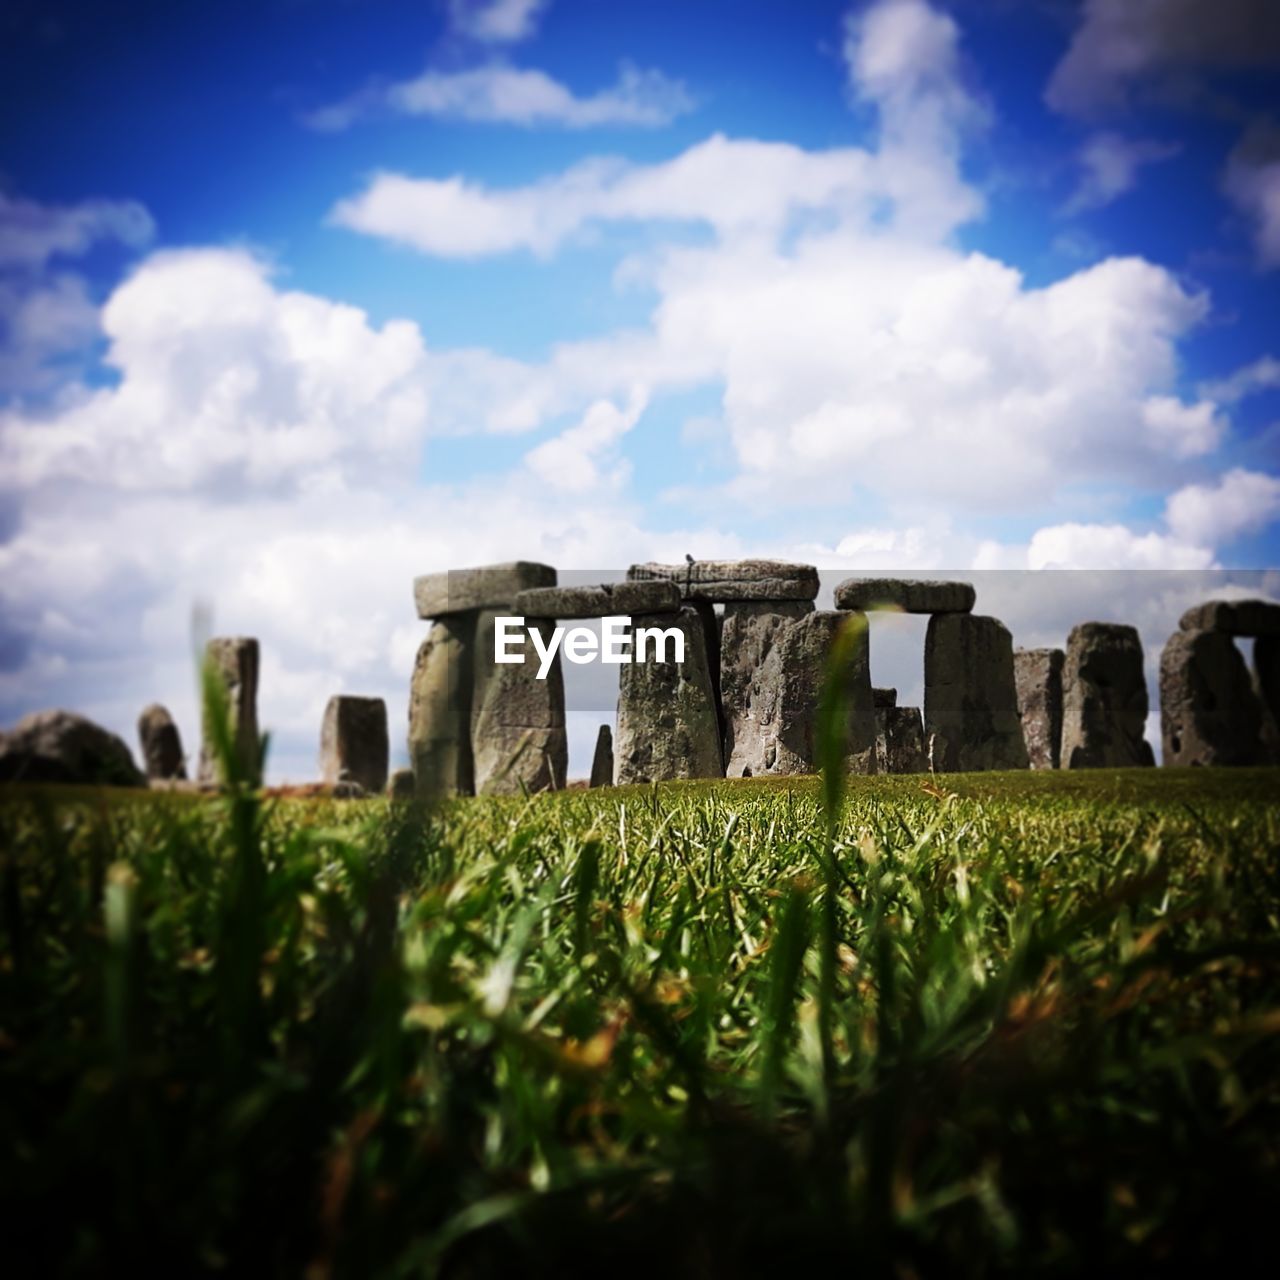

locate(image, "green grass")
[[2, 767, 1278, 1275]]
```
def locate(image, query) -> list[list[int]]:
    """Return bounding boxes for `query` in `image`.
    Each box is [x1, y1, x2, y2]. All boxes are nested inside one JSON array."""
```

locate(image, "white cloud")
[[308, 61, 694, 131], [1141, 395, 1226, 458], [1025, 522, 1214, 570], [1201, 354, 1280, 403], [1046, 0, 1280, 117], [524, 387, 648, 493], [1, 248, 430, 493], [449, 0, 547, 44], [1064, 132, 1179, 213], [0, 192, 154, 271], [1164, 467, 1280, 547], [1224, 124, 1280, 269]]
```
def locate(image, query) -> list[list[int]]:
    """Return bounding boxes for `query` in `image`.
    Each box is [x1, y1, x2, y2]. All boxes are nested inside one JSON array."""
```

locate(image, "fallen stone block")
[[925, 614, 1029, 772], [320, 695, 389, 794], [414, 561, 556, 620], [409, 616, 475, 799], [615, 607, 723, 783], [1014, 647, 1064, 770], [627, 559, 819, 603], [1160, 629, 1264, 766], [1060, 623, 1154, 769], [1178, 598, 1280, 637], [138, 703, 187, 780], [590, 723, 613, 787], [198, 637, 261, 785], [471, 610, 567, 795], [835, 577, 975, 614], [1, 710, 146, 787], [514, 580, 680, 618]]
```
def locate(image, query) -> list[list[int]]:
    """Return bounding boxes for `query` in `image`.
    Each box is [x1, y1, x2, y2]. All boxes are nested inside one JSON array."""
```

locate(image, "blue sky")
[[1, 0, 1279, 778]]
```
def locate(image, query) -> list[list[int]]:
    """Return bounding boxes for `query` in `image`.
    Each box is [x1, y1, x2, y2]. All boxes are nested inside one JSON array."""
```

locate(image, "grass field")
[[2, 762, 1279, 1276]]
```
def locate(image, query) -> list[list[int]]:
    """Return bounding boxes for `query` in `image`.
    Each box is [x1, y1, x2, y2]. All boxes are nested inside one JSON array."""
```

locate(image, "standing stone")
[[198, 637, 260, 785], [835, 578, 976, 614], [719, 601, 814, 777], [1256, 637, 1280, 763], [924, 615, 1030, 772], [1013, 648, 1064, 771], [1160, 629, 1264, 767], [471, 611, 567, 795], [1060, 624, 1154, 769], [627, 559, 819, 603], [876, 706, 927, 774], [873, 687, 897, 708], [320, 695, 389, 794], [409, 616, 475, 799], [590, 724, 613, 788], [733, 610, 875, 778], [615, 607, 723, 784], [138, 703, 186, 780]]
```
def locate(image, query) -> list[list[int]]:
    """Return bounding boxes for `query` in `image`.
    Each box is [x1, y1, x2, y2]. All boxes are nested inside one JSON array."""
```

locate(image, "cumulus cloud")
[[0, 192, 154, 271], [1223, 123, 1280, 268], [308, 61, 694, 131], [524, 388, 648, 493], [1046, 0, 1280, 117], [1141, 395, 1225, 458], [1064, 132, 1179, 213], [1201, 353, 1280, 402], [1164, 467, 1280, 546], [448, 0, 548, 44]]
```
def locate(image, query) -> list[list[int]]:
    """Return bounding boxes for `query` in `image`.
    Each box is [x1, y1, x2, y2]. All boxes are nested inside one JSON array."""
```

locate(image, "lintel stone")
[[835, 578, 975, 614], [627, 559, 819, 603], [414, 561, 556, 619], [514, 580, 679, 619], [1178, 598, 1280, 637]]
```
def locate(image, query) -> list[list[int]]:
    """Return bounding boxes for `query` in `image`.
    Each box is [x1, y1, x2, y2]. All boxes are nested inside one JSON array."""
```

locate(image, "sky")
[[1, 0, 1278, 781]]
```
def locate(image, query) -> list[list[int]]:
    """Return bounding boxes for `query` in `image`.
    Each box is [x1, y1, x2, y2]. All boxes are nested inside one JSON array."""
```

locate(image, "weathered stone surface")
[[320, 695, 389, 794], [1, 710, 146, 787], [835, 578, 975, 614], [409, 616, 475, 799], [1257, 637, 1280, 763], [615, 608, 723, 783], [1060, 623, 1154, 769], [720, 601, 815, 777], [414, 561, 556, 620], [775, 611, 877, 776], [471, 610, 567, 795], [138, 703, 186, 780], [1160, 629, 1264, 767], [1014, 648, 1064, 771], [875, 706, 927, 774], [198, 637, 260, 785], [627, 559, 819, 603], [590, 724, 613, 787], [514, 580, 679, 618], [1178, 598, 1280, 637], [924, 615, 1030, 772], [387, 768, 416, 801], [873, 687, 898, 708]]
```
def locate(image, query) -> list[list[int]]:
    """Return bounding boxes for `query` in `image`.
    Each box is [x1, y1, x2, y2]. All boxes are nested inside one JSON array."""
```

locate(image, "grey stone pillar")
[[615, 606, 723, 784], [1061, 623, 1154, 769], [198, 636, 260, 784], [471, 610, 567, 795], [138, 703, 186, 780], [321, 695, 388, 793], [409, 616, 475, 799], [924, 615, 1029, 772], [1014, 647, 1064, 770], [1159, 629, 1264, 766], [590, 724, 613, 787]]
